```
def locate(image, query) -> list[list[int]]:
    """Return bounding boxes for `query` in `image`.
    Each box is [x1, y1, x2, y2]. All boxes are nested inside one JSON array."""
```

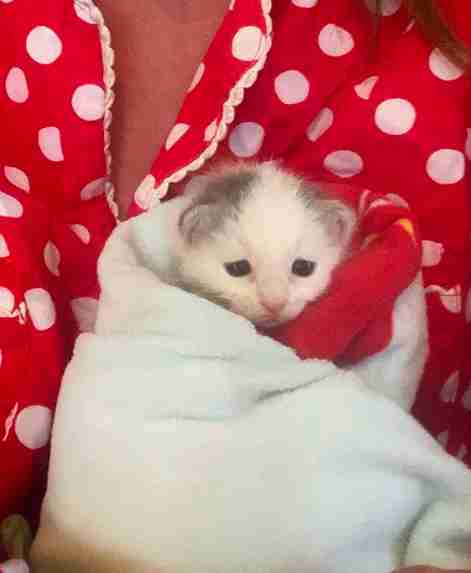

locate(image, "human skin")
[[95, 0, 228, 216]]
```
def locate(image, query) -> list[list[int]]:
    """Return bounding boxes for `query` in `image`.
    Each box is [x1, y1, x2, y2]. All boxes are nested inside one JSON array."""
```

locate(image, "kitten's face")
[[174, 168, 353, 327]]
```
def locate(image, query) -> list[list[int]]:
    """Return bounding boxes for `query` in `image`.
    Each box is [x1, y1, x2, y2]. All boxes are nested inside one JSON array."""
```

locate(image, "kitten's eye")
[[292, 259, 316, 277], [224, 260, 252, 277]]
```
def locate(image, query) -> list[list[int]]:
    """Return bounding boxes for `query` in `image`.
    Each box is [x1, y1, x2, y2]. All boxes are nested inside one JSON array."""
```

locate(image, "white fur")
[[175, 163, 354, 326]]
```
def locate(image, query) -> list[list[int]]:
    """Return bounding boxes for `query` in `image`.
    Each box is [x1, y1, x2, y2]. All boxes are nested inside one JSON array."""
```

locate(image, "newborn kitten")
[[170, 162, 357, 327]]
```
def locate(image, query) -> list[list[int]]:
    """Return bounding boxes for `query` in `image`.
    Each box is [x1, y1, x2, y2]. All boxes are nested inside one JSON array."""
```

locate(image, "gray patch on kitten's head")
[[179, 163, 356, 250], [297, 181, 357, 249], [179, 168, 259, 244]]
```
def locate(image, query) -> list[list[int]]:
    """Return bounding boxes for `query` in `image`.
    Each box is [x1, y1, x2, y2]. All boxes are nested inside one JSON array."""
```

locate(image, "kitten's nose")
[[260, 297, 287, 316]]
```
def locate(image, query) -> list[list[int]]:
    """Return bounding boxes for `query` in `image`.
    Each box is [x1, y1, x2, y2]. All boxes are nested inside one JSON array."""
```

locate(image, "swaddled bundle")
[[31, 165, 471, 573]]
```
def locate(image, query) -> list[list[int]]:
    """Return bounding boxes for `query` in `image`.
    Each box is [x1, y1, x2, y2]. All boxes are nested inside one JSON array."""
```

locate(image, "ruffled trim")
[[75, 0, 119, 219], [135, 174, 157, 208], [142, 0, 273, 209]]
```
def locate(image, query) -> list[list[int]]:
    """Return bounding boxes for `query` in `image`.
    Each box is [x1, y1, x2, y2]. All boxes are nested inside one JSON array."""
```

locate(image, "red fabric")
[[1, 0, 471, 559], [267, 190, 422, 362], [0, 0, 116, 559]]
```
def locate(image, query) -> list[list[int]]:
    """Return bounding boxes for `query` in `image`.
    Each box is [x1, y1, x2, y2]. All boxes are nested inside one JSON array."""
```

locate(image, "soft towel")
[[31, 196, 471, 573]]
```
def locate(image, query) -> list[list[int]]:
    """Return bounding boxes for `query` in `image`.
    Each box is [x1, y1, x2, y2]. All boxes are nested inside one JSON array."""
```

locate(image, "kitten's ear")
[[179, 203, 215, 245], [325, 201, 357, 247]]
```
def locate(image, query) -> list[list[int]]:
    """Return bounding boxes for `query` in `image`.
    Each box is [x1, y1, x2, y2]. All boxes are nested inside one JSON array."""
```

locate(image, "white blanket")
[[32, 198, 471, 573]]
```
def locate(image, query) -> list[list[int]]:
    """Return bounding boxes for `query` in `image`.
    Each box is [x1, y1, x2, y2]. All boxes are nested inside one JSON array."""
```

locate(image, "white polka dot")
[[70, 297, 98, 332], [70, 224, 91, 244], [426, 149, 465, 185], [24, 288, 56, 331], [204, 119, 218, 142], [421, 240, 444, 267], [15, 405, 52, 450], [291, 0, 318, 7], [0, 191, 23, 218], [43, 241, 60, 277], [274, 70, 310, 105], [440, 371, 459, 403], [429, 48, 464, 81], [462, 384, 471, 411], [354, 75, 378, 100], [74, 0, 96, 24], [425, 284, 461, 314], [324, 150, 363, 178], [228, 122, 265, 158], [307, 108, 333, 142], [26, 26, 62, 65], [0, 234, 9, 258], [0, 287, 15, 315], [188, 63, 205, 92], [38, 127, 64, 162], [80, 176, 107, 200], [364, 0, 402, 16], [318, 24, 354, 57], [465, 128, 471, 160], [232, 26, 264, 61], [374, 98, 416, 136], [5, 67, 29, 103], [165, 123, 190, 150], [4, 166, 30, 192], [72, 84, 105, 121]]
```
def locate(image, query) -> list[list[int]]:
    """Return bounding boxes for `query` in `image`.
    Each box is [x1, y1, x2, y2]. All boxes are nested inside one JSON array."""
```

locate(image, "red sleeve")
[[0, 0, 116, 554]]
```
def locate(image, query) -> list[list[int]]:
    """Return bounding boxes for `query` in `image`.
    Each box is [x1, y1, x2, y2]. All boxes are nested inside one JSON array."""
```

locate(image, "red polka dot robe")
[[1, 0, 471, 558]]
